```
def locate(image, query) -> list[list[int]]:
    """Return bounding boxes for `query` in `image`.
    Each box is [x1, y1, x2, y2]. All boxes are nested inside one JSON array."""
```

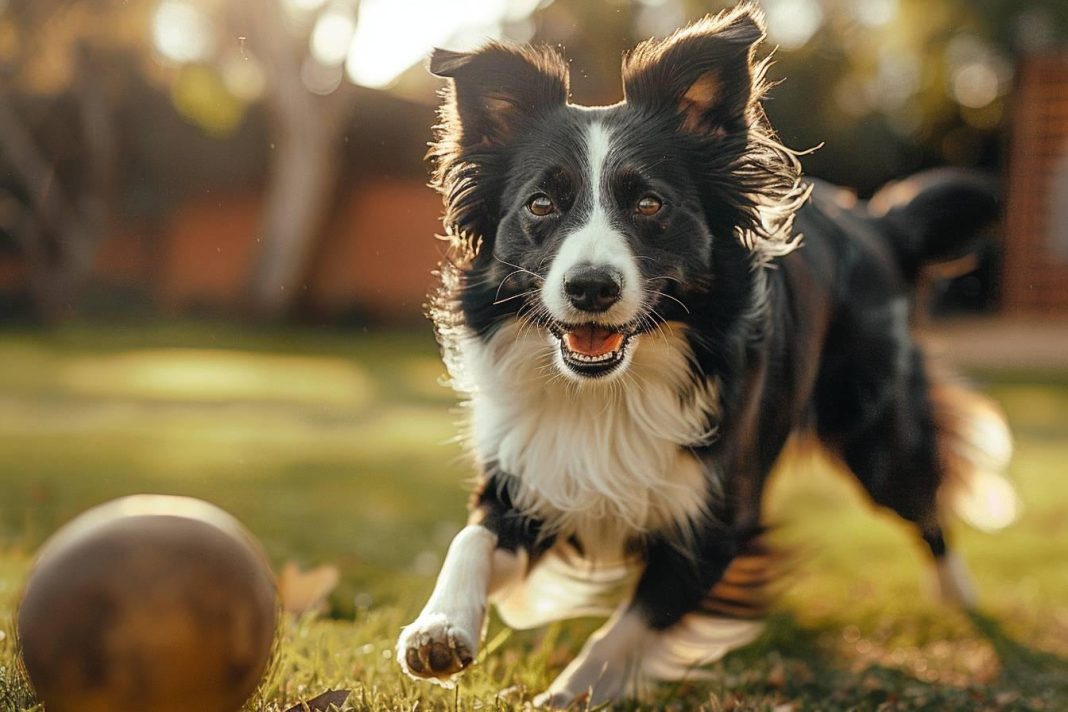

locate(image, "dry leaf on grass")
[[278, 561, 340, 615], [282, 688, 351, 712]]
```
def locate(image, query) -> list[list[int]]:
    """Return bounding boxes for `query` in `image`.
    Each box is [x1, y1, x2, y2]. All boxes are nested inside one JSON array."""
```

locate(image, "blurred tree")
[[0, 0, 362, 319], [218, 0, 360, 318], [0, 1, 140, 319], [139, 0, 361, 318], [522, 0, 1068, 194], [3, 0, 1067, 321]]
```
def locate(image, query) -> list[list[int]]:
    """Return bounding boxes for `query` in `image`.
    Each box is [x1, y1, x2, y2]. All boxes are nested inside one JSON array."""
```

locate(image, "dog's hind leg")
[[921, 528, 978, 607], [924, 364, 1017, 605], [816, 343, 1008, 609]]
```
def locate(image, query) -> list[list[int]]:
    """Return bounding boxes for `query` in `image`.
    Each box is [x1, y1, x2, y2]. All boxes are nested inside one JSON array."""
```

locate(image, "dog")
[[396, 3, 1016, 706]]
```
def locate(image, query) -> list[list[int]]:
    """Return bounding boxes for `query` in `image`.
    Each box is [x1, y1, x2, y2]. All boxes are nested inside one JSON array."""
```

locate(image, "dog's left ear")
[[622, 4, 766, 136], [429, 43, 569, 148]]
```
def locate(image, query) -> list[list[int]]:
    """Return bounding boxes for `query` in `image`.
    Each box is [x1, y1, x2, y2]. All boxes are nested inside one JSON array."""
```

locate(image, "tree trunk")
[[247, 105, 343, 318], [236, 0, 357, 319], [0, 42, 115, 322]]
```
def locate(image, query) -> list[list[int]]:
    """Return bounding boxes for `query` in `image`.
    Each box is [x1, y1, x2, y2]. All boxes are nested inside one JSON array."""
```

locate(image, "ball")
[[17, 495, 278, 712]]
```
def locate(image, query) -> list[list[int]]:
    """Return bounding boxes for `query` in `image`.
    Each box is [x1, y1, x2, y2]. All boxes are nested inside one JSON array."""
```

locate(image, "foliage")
[[530, 0, 1068, 194]]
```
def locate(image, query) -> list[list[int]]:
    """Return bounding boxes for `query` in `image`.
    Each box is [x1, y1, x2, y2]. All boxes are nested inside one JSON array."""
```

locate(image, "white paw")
[[396, 612, 478, 686], [931, 553, 978, 609]]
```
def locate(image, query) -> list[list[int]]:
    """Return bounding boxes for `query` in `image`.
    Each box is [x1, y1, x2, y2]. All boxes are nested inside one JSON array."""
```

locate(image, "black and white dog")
[[397, 3, 1016, 706]]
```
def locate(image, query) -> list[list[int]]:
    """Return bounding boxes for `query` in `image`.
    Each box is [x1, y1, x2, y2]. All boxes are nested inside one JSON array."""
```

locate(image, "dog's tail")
[[928, 364, 1019, 532], [867, 170, 1017, 530], [867, 168, 1000, 282]]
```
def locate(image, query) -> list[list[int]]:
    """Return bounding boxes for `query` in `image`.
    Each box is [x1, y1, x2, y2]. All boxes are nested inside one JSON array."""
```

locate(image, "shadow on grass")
[[968, 610, 1068, 700], [657, 612, 1065, 711]]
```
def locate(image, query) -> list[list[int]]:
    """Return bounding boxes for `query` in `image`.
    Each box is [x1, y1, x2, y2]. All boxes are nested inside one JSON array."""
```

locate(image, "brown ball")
[[18, 495, 278, 712]]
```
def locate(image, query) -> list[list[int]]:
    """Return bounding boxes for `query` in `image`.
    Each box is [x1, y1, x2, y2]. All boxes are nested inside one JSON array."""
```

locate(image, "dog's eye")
[[636, 195, 663, 216], [527, 194, 555, 217]]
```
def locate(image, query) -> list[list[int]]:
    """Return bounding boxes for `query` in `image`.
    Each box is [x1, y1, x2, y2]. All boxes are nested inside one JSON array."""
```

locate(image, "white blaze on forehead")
[[541, 120, 642, 326], [585, 121, 613, 213]]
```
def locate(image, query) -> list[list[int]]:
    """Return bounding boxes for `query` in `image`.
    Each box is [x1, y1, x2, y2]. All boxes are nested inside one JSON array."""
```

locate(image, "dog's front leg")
[[398, 473, 545, 685], [396, 524, 502, 684]]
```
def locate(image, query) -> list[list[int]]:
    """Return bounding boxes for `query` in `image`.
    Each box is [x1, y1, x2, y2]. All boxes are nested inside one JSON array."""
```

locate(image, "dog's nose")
[[563, 266, 622, 312]]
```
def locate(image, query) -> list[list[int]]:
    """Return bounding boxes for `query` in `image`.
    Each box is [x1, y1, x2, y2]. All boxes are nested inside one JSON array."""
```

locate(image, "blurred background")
[[0, 0, 1067, 643], [1, 0, 1068, 322]]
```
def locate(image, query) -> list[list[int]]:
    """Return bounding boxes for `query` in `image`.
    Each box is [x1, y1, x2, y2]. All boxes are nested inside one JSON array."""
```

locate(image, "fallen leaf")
[[767, 662, 786, 689], [278, 561, 340, 615], [995, 691, 1020, 706], [283, 688, 351, 712], [719, 694, 742, 712]]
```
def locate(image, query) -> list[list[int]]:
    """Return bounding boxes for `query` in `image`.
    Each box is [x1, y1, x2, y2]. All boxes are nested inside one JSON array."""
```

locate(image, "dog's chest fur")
[[450, 321, 719, 553]]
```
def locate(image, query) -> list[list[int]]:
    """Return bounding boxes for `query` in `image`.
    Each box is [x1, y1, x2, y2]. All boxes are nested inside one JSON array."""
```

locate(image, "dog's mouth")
[[550, 322, 633, 378]]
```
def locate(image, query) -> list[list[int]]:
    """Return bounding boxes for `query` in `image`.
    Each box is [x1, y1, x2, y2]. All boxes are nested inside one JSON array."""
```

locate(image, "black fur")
[[426, 1, 1000, 665]]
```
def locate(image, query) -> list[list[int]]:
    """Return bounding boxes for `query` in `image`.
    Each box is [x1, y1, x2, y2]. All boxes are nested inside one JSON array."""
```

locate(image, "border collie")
[[396, 3, 1016, 706]]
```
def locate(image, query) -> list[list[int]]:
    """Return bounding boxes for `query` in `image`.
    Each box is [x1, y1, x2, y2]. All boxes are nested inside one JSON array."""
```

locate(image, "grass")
[[0, 321, 1065, 711]]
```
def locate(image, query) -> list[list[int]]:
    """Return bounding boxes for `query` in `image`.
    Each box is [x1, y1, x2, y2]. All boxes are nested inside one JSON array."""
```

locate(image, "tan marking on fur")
[[679, 71, 723, 133]]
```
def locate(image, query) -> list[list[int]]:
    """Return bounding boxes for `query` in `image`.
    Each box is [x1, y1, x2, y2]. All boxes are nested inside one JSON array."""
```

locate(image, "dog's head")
[[430, 3, 804, 382]]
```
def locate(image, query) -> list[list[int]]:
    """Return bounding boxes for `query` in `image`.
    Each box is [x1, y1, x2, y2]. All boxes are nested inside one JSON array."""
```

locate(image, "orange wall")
[[308, 180, 443, 319], [88, 180, 444, 320], [157, 193, 263, 310]]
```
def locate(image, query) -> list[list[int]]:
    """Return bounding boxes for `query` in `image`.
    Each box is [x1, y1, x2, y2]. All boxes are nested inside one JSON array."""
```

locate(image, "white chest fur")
[[448, 321, 719, 551]]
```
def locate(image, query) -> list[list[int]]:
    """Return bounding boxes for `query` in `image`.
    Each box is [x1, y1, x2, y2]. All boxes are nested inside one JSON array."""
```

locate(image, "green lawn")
[[0, 322, 1065, 711]]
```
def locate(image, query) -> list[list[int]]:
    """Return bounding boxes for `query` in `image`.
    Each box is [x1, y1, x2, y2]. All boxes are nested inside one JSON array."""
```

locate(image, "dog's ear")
[[429, 43, 569, 148], [622, 4, 766, 136]]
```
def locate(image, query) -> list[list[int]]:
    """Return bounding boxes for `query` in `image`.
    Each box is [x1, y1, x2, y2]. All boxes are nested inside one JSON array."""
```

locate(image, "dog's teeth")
[[565, 349, 622, 363], [553, 329, 628, 368]]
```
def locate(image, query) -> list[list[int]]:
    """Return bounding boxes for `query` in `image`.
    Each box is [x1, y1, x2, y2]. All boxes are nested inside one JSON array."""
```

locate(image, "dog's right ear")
[[429, 44, 569, 148]]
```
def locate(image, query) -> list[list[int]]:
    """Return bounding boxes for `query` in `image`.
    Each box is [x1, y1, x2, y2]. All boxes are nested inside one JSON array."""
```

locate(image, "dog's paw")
[[532, 689, 588, 709], [532, 657, 627, 709], [930, 552, 978, 608], [533, 681, 624, 710], [396, 612, 476, 685]]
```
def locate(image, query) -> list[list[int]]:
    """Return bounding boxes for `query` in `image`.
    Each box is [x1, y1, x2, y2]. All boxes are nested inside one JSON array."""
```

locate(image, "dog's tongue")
[[564, 325, 624, 357]]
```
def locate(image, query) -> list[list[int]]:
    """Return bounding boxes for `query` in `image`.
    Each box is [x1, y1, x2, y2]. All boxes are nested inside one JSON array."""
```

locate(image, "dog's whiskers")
[[492, 271, 532, 303], [493, 287, 538, 307], [493, 256, 543, 283], [651, 289, 691, 315]]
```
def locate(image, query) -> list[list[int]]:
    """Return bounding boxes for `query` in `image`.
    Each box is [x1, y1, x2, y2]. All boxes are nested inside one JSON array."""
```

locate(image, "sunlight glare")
[[283, 0, 329, 12], [152, 0, 215, 64], [222, 53, 267, 101], [951, 62, 999, 109], [853, 0, 898, 28], [311, 3, 358, 66], [945, 34, 1011, 109], [345, 0, 542, 89], [59, 349, 374, 407], [762, 0, 824, 51], [871, 50, 921, 112], [302, 57, 345, 94]]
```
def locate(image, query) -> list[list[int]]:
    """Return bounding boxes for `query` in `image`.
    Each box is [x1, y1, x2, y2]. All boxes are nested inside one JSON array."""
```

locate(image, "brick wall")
[[1004, 54, 1068, 315], [307, 180, 442, 320], [90, 180, 442, 321]]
